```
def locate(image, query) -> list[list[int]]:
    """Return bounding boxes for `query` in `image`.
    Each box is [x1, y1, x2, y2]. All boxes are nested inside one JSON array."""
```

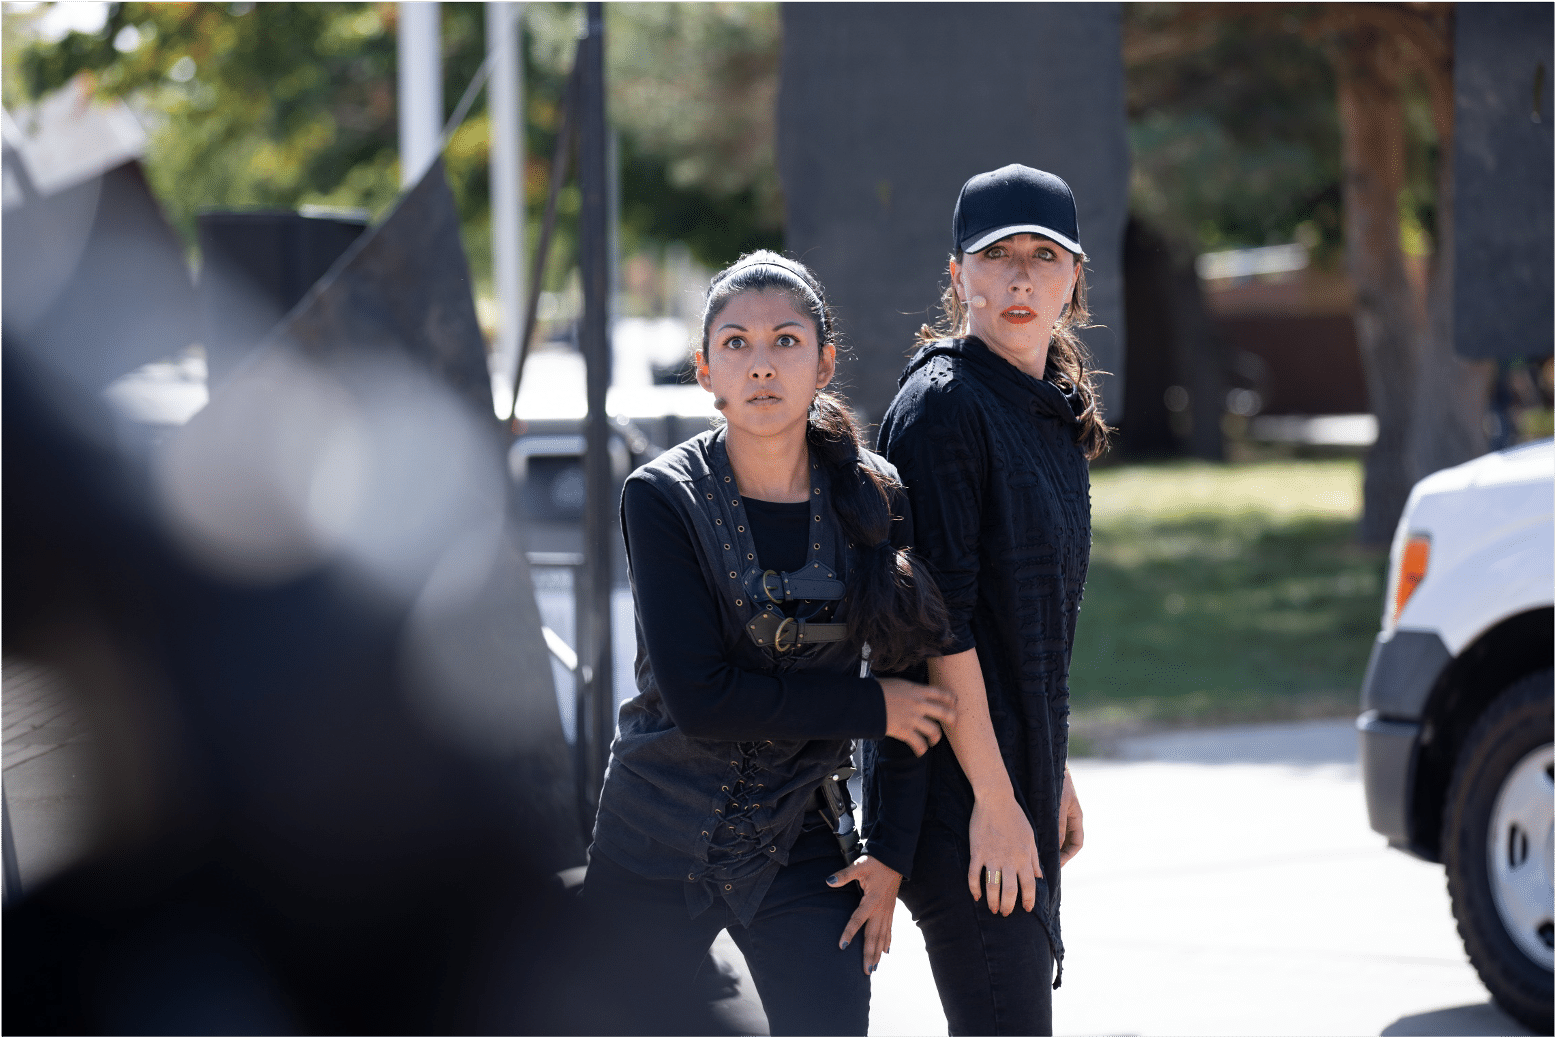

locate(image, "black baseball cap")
[[953, 164, 1082, 256]]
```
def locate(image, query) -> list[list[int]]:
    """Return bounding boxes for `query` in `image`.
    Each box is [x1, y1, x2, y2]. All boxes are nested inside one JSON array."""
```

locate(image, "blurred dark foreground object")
[[1, 350, 583, 1034], [1, 363, 732, 1035], [0, 137, 725, 1032]]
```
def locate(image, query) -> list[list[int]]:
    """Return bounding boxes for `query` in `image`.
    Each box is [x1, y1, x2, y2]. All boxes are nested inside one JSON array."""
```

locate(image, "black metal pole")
[[576, 2, 614, 826], [507, 60, 580, 421]]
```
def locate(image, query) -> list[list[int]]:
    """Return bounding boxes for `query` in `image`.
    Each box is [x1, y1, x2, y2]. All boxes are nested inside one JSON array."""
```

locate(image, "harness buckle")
[[760, 569, 786, 604], [772, 616, 797, 652]]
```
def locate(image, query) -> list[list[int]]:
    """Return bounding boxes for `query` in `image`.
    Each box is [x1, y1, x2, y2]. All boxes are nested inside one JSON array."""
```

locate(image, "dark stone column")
[[1453, 3, 1554, 361], [778, 2, 1130, 425]]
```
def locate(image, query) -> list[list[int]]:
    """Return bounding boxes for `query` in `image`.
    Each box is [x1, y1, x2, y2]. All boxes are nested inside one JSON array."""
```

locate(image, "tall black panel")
[[1453, 3, 1555, 360], [197, 210, 369, 385], [778, 3, 1130, 423], [258, 158, 492, 420]]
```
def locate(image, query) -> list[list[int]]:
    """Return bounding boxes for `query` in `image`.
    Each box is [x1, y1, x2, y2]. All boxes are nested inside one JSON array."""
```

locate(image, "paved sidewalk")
[[4, 657, 92, 771], [4, 663, 1533, 1036], [3, 658, 101, 894], [868, 720, 1532, 1037]]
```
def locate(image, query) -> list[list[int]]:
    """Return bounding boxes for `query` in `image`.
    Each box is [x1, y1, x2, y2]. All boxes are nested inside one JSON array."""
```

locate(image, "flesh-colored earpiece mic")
[[970, 295, 988, 309]]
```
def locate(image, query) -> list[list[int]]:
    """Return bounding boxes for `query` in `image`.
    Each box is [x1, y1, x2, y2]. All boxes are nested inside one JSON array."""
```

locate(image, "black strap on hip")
[[815, 765, 861, 864]]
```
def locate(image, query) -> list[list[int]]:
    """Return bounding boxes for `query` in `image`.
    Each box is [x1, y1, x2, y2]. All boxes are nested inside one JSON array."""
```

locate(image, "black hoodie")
[[877, 334, 1092, 978]]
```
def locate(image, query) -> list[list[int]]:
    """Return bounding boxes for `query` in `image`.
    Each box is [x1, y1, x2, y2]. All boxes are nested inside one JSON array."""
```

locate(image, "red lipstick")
[[1001, 306, 1036, 325]]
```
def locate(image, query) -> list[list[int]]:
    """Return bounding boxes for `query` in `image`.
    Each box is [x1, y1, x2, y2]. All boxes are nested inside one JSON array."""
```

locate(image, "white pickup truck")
[[1358, 438, 1553, 1032]]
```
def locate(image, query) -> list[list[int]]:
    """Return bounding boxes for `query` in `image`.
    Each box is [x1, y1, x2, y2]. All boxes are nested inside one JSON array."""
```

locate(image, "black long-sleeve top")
[[593, 431, 925, 922], [621, 482, 887, 742], [878, 335, 1093, 979]]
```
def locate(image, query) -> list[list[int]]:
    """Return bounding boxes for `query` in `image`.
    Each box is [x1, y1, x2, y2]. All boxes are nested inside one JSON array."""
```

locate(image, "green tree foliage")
[[524, 2, 783, 268], [13, 3, 504, 277], [1124, 4, 1444, 262], [9, 1, 782, 292], [1125, 5, 1344, 257]]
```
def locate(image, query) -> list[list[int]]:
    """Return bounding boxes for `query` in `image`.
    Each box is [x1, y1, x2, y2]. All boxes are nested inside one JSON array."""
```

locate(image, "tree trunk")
[[1168, 252, 1227, 461], [1333, 22, 1423, 546], [1407, 10, 1494, 482]]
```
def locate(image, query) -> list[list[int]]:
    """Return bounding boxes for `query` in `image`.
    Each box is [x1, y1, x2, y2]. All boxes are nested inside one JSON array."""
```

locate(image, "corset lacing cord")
[[713, 740, 771, 853]]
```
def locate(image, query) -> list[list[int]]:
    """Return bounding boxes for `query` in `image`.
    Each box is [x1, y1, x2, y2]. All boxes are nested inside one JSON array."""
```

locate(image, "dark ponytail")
[[805, 392, 952, 672], [701, 251, 951, 670]]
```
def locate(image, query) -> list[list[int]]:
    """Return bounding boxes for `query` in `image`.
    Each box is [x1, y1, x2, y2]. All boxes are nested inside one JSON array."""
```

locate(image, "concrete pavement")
[[4, 654, 1533, 1035], [4, 658, 101, 894], [867, 719, 1533, 1037]]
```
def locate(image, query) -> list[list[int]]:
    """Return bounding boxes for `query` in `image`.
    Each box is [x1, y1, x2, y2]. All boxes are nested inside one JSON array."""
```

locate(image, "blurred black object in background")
[[3, 152, 197, 396], [197, 210, 369, 388], [264, 157, 494, 422]]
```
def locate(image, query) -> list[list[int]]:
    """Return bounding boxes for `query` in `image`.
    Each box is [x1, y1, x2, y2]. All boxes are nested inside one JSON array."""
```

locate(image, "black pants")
[[898, 821, 1054, 1036], [581, 837, 870, 1036]]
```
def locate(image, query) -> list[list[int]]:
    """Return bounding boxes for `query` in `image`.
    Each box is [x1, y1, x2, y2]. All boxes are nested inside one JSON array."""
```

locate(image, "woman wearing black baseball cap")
[[876, 164, 1106, 1034]]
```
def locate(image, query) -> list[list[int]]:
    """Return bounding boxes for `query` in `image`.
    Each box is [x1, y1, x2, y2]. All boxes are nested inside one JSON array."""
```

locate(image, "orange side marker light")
[[1392, 534, 1431, 624]]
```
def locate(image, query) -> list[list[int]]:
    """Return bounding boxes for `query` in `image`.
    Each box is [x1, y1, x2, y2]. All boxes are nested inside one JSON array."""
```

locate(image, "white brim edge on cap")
[[962, 223, 1083, 256]]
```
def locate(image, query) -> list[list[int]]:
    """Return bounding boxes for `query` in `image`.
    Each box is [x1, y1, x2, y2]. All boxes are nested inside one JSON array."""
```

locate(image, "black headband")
[[711, 261, 830, 340]]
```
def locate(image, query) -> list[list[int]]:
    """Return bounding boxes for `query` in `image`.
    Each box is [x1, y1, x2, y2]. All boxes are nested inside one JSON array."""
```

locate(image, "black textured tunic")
[[877, 335, 1092, 976]]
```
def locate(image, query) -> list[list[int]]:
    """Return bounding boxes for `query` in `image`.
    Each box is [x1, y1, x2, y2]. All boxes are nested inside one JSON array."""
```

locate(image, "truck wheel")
[[1443, 670, 1553, 1034]]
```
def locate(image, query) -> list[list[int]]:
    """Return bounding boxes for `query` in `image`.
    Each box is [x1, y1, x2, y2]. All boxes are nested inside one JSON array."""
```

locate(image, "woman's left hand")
[[828, 856, 903, 975], [1059, 766, 1085, 865]]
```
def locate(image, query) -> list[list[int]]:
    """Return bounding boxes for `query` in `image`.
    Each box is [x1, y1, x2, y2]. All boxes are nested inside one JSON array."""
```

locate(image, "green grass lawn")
[[1068, 458, 1388, 750]]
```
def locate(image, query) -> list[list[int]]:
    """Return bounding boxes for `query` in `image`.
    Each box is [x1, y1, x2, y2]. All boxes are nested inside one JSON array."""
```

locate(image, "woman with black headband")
[[878, 165, 1105, 1035], [582, 251, 955, 1035]]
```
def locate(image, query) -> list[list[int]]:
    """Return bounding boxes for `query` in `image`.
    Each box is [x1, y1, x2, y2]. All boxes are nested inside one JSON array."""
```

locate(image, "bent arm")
[[928, 649, 1014, 806], [932, 647, 1044, 912], [623, 477, 886, 741]]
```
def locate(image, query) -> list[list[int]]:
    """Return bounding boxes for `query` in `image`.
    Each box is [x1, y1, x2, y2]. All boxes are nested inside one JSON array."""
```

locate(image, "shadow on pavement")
[[1381, 1001, 1536, 1036]]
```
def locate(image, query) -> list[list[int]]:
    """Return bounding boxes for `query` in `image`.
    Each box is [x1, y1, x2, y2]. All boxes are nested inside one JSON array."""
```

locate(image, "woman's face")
[[697, 289, 835, 441], [951, 233, 1079, 362]]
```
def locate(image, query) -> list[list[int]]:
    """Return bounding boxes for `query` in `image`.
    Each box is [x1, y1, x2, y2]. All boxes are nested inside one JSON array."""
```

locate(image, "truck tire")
[[1443, 670, 1554, 1034]]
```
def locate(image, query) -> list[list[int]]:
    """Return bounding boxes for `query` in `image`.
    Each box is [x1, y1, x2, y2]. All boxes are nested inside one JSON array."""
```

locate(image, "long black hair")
[[699, 251, 950, 671]]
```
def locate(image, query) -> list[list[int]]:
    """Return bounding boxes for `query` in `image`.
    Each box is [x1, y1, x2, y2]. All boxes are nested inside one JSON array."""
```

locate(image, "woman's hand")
[[1059, 766, 1084, 865], [877, 678, 955, 755], [828, 856, 903, 974], [967, 792, 1042, 916]]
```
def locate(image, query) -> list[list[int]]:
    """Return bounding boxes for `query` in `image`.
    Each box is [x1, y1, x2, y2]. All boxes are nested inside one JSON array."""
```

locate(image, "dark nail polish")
[[870, 964, 878, 973], [840, 940, 849, 950]]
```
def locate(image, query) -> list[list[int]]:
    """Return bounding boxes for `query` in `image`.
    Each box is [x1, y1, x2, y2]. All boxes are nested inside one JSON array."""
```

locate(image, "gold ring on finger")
[[989, 870, 1001, 884]]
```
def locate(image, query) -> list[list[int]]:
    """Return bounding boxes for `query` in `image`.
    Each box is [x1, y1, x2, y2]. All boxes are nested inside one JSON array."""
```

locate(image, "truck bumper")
[[1357, 629, 1451, 853], [1356, 710, 1421, 849]]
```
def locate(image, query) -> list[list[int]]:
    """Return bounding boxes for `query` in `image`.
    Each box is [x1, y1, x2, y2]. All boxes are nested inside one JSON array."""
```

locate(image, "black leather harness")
[[741, 564, 850, 651]]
